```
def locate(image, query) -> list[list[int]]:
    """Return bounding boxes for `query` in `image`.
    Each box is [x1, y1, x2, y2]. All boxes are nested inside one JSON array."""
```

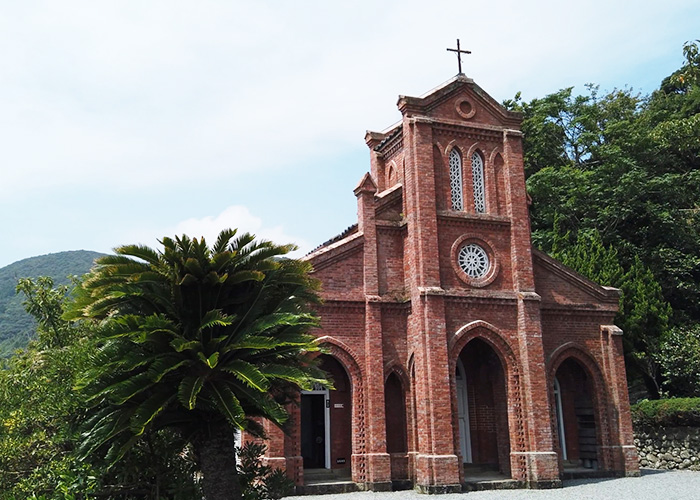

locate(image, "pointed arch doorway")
[[553, 358, 599, 469], [300, 355, 352, 471], [454, 338, 511, 475]]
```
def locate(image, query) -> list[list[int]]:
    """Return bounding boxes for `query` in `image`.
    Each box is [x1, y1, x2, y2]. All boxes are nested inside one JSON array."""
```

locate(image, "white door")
[[554, 377, 568, 461], [456, 359, 472, 463]]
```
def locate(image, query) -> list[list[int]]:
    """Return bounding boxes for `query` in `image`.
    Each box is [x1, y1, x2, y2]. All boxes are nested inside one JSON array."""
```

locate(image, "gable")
[[532, 249, 620, 312], [397, 75, 521, 129], [304, 231, 365, 302]]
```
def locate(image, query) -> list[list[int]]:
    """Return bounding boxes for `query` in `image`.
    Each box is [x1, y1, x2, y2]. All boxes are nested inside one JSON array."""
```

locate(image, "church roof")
[[373, 125, 403, 152], [306, 224, 359, 256]]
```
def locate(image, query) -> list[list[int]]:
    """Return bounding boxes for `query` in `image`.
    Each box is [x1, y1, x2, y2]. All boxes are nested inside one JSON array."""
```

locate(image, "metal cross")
[[446, 39, 471, 74]]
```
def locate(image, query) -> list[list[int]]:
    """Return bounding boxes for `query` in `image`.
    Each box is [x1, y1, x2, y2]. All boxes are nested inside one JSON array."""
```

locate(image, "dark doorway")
[[385, 372, 407, 453], [555, 358, 599, 469], [456, 338, 511, 476], [300, 355, 352, 471], [301, 393, 326, 469]]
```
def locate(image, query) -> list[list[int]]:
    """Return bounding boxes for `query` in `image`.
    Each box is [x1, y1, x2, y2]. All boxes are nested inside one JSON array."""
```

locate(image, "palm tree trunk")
[[193, 421, 241, 500]]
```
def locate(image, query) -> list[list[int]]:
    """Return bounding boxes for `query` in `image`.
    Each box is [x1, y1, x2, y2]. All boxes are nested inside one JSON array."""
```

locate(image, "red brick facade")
[[263, 75, 639, 492]]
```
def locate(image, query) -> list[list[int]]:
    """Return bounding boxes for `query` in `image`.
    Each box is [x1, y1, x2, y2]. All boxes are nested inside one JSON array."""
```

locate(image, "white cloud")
[[172, 205, 312, 255], [116, 205, 313, 259]]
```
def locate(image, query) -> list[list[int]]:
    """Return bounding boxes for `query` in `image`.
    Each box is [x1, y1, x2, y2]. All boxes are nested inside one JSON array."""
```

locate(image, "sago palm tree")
[[68, 229, 328, 500]]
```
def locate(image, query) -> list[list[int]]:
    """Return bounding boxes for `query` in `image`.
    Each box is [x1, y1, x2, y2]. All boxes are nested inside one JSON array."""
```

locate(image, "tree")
[[68, 229, 329, 500], [549, 226, 671, 398], [0, 276, 92, 496], [1, 276, 198, 499], [16, 276, 74, 348], [657, 324, 700, 397], [511, 43, 700, 399]]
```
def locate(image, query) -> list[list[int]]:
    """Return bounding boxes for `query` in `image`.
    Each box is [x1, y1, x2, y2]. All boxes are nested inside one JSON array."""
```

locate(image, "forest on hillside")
[[0, 251, 104, 356]]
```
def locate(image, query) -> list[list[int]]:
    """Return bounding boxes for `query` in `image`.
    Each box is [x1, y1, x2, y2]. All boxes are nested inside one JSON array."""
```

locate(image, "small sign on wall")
[[336, 458, 346, 464], [334, 403, 344, 409]]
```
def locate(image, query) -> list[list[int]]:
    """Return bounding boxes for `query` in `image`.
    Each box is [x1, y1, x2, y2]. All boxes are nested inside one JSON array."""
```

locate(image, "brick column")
[[355, 174, 392, 490], [413, 289, 462, 493], [600, 325, 640, 476], [512, 293, 560, 486], [403, 118, 461, 493], [503, 129, 560, 487]]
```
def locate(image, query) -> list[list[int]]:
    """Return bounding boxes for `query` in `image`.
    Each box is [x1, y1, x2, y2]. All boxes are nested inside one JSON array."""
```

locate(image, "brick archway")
[[449, 320, 518, 373], [448, 321, 528, 479], [315, 336, 367, 482], [547, 343, 612, 471]]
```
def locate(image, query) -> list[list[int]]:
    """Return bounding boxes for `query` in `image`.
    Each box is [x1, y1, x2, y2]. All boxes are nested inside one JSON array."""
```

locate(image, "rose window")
[[457, 243, 490, 278]]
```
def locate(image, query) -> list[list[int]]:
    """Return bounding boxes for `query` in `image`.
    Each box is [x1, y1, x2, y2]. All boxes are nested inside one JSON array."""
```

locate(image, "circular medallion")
[[457, 243, 490, 278], [450, 235, 499, 287], [455, 98, 477, 119]]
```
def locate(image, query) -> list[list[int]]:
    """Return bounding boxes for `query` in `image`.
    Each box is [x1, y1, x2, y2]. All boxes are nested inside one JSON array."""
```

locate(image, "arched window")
[[471, 152, 485, 213], [449, 149, 463, 211]]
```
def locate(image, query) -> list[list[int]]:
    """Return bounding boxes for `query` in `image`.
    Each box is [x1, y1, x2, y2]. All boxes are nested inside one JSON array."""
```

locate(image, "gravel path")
[[285, 469, 700, 500]]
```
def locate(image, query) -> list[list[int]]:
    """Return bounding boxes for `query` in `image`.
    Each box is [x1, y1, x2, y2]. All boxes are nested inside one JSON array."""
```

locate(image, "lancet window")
[[471, 152, 485, 213], [449, 149, 463, 211]]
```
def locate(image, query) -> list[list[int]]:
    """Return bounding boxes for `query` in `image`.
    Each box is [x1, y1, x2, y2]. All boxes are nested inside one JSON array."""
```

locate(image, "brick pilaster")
[[355, 175, 392, 489], [600, 325, 640, 476]]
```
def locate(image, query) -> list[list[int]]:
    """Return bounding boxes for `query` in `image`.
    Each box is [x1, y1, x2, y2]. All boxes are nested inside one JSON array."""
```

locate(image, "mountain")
[[0, 250, 105, 356]]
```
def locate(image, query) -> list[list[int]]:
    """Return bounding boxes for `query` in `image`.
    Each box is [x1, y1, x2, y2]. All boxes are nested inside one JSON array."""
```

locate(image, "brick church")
[[259, 72, 640, 493]]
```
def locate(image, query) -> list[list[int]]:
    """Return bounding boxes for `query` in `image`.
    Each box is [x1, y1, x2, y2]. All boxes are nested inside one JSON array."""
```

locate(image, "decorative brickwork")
[[263, 74, 639, 492]]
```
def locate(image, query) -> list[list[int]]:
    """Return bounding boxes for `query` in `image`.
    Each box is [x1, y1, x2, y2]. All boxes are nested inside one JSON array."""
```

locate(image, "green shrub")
[[237, 442, 295, 500], [631, 397, 700, 428]]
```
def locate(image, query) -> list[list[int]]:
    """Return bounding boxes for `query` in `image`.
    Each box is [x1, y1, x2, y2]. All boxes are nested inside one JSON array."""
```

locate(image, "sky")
[[1, 0, 699, 268]]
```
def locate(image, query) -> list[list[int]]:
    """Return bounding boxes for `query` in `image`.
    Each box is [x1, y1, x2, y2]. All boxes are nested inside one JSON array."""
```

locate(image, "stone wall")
[[635, 426, 700, 470]]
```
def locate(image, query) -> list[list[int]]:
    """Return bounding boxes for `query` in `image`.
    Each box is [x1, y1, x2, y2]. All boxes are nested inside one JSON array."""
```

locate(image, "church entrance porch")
[[554, 358, 600, 472], [301, 355, 352, 474], [455, 339, 511, 479]]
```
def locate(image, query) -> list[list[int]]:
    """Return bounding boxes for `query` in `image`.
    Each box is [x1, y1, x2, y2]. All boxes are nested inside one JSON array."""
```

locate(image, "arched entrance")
[[455, 339, 510, 475], [301, 355, 352, 470], [554, 358, 599, 469], [384, 372, 407, 454]]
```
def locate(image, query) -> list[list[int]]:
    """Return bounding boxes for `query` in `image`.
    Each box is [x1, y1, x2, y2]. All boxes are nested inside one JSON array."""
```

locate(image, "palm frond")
[[129, 389, 175, 435], [259, 364, 333, 391], [177, 375, 206, 410], [199, 309, 234, 331], [93, 372, 154, 405], [115, 244, 163, 265], [213, 228, 237, 254], [207, 381, 245, 429], [221, 359, 270, 392], [146, 354, 190, 382]]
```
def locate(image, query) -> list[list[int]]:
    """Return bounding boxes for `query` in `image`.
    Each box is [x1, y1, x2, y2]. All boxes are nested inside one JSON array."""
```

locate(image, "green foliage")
[[522, 43, 700, 325], [237, 442, 294, 500], [631, 398, 700, 428], [548, 225, 671, 396], [550, 227, 625, 286], [0, 276, 95, 498], [516, 41, 700, 398], [657, 324, 700, 397], [0, 250, 103, 357], [0, 340, 94, 498], [68, 229, 329, 499], [0, 276, 199, 499]]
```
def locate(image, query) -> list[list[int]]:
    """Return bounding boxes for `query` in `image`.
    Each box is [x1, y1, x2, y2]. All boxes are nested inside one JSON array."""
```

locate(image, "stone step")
[[303, 468, 351, 483], [296, 481, 360, 496]]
